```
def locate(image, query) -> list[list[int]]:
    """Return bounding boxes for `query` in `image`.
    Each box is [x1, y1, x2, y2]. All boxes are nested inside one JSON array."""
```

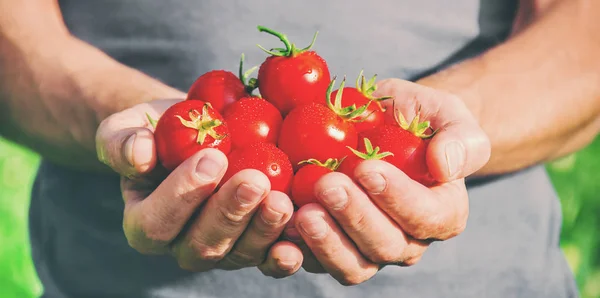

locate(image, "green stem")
[[256, 25, 319, 57]]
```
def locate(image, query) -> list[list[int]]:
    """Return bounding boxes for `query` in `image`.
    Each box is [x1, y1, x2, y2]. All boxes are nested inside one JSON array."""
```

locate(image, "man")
[[0, 0, 596, 297]]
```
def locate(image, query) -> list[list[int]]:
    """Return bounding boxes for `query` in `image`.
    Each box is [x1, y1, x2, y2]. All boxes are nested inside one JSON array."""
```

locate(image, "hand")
[[95, 99, 304, 278], [284, 78, 491, 285]]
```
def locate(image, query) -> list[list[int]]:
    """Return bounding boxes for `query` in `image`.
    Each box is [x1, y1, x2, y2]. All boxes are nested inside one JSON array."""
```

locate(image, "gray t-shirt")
[[30, 1, 578, 297]]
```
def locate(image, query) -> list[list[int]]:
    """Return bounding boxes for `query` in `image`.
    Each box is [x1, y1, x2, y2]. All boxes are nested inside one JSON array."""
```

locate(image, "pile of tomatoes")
[[152, 26, 438, 208]]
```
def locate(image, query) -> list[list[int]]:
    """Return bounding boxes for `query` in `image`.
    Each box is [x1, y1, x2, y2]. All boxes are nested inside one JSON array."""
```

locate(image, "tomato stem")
[[346, 138, 394, 160], [238, 53, 259, 94], [298, 158, 344, 171], [256, 25, 319, 57], [176, 103, 227, 145], [392, 101, 438, 139], [146, 113, 158, 129], [325, 76, 372, 121], [355, 70, 392, 107]]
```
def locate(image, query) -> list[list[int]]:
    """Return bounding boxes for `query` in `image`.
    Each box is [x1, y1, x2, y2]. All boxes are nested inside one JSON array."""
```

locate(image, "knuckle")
[[138, 212, 172, 244], [366, 247, 403, 264], [338, 271, 373, 286], [189, 239, 227, 262], [400, 255, 423, 267], [217, 205, 248, 227], [346, 211, 369, 234], [224, 249, 262, 268]]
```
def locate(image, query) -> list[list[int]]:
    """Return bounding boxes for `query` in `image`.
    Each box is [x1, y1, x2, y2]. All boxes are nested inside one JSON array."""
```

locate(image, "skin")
[[1, 0, 599, 286]]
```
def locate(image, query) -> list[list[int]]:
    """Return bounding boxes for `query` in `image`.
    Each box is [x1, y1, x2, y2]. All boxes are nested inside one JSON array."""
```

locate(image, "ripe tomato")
[[187, 54, 258, 114], [358, 108, 437, 186], [330, 71, 391, 133], [337, 138, 393, 178], [222, 96, 283, 149], [291, 158, 342, 207], [256, 26, 331, 115], [154, 100, 231, 171], [221, 142, 294, 194], [278, 77, 373, 169]]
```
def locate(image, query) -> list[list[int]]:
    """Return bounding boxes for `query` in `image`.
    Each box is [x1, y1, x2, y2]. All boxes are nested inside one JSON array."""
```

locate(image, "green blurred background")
[[1, 136, 599, 298]]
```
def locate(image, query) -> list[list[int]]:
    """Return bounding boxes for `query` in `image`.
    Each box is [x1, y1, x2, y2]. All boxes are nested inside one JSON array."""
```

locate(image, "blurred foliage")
[[0, 135, 599, 298], [0, 139, 42, 298]]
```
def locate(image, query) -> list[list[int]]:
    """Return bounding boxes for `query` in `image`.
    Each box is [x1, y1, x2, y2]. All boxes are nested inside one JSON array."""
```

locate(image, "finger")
[[374, 79, 491, 181], [219, 191, 294, 270], [258, 241, 304, 278], [282, 215, 327, 273], [172, 169, 270, 271], [95, 99, 181, 177], [121, 148, 228, 254], [355, 160, 469, 241], [295, 204, 379, 286], [314, 172, 411, 264]]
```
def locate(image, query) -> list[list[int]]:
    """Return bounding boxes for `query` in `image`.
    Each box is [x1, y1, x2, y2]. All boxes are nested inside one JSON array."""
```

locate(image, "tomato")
[[187, 54, 258, 114], [256, 26, 331, 115], [222, 96, 283, 149], [278, 77, 372, 169], [330, 71, 391, 133], [291, 158, 341, 207], [278, 102, 357, 170], [337, 138, 393, 178], [221, 142, 294, 194], [358, 109, 437, 186], [154, 100, 231, 171]]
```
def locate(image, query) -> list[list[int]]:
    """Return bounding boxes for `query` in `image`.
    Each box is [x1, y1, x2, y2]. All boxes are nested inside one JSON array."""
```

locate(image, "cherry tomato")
[[330, 71, 391, 133], [154, 100, 231, 171], [256, 26, 331, 115], [291, 158, 341, 207], [222, 96, 283, 149], [278, 102, 358, 169], [337, 138, 393, 178], [187, 54, 258, 114], [221, 142, 294, 194], [358, 109, 437, 186]]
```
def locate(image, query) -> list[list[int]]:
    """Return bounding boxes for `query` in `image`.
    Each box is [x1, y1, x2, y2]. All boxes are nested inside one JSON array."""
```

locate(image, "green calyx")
[[256, 25, 319, 57], [146, 113, 158, 129], [176, 103, 226, 144], [238, 53, 259, 94], [326, 76, 373, 121], [355, 70, 393, 105], [298, 158, 344, 171], [392, 101, 438, 139], [346, 138, 393, 161]]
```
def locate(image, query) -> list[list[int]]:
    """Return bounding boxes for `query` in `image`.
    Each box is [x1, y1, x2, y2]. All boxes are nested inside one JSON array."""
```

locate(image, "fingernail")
[[124, 134, 136, 167], [236, 183, 265, 206], [319, 187, 348, 210], [445, 141, 465, 178], [277, 259, 298, 271], [298, 217, 328, 239], [195, 155, 225, 181], [358, 172, 387, 194]]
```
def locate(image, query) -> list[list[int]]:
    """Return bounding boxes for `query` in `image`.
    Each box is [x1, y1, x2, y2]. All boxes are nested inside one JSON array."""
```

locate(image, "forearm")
[[418, 0, 600, 176], [0, 1, 185, 171]]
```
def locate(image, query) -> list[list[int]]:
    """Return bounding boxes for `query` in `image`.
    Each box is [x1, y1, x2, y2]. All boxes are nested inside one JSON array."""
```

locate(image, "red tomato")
[[358, 109, 437, 186], [221, 142, 294, 194], [330, 71, 391, 133], [154, 100, 231, 171], [278, 77, 374, 169], [291, 158, 342, 207], [222, 96, 283, 149], [256, 26, 331, 115], [278, 102, 358, 170], [187, 54, 258, 114]]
